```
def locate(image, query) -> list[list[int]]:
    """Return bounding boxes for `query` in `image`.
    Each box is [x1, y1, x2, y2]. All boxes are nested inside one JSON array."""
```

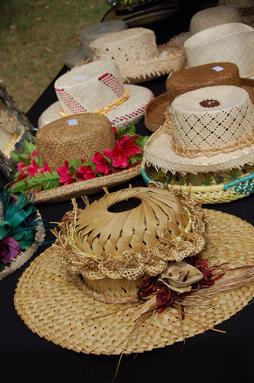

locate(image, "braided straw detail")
[[60, 187, 205, 280]]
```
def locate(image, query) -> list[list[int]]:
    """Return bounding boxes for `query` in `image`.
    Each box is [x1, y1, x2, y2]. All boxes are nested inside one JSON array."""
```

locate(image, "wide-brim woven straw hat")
[[89, 28, 186, 84], [15, 207, 254, 355], [38, 83, 153, 129], [144, 85, 254, 175], [145, 63, 254, 132], [0, 211, 45, 279]]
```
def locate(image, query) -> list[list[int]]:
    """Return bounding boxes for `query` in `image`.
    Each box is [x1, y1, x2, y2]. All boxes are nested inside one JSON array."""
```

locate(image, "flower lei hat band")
[[144, 85, 254, 175], [89, 27, 186, 83], [15, 187, 254, 354], [38, 60, 154, 129], [144, 61, 254, 132]]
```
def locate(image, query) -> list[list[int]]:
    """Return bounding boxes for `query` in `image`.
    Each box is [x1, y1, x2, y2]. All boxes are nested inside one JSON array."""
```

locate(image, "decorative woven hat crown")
[[54, 61, 127, 115], [64, 187, 205, 282], [190, 6, 241, 35], [184, 23, 254, 78], [36, 113, 115, 168], [170, 85, 254, 157]]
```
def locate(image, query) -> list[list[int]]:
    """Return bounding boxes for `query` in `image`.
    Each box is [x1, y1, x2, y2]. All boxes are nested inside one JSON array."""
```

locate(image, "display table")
[[2, 7, 254, 382]]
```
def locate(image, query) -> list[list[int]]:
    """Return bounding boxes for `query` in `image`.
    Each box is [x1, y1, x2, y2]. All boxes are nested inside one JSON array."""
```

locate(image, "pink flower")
[[26, 159, 40, 177], [17, 162, 26, 180], [92, 152, 111, 175], [57, 161, 74, 185], [77, 165, 96, 180], [116, 135, 141, 157], [104, 147, 129, 169], [31, 150, 39, 158], [40, 163, 51, 174]]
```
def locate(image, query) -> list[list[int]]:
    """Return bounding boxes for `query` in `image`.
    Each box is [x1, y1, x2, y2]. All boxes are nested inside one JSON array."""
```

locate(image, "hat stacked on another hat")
[[14, 186, 254, 354], [89, 27, 186, 83], [145, 62, 254, 132], [38, 60, 154, 129], [143, 85, 254, 203]]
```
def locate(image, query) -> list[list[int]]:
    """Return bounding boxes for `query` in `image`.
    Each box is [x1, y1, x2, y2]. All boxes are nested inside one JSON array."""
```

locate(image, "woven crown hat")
[[144, 85, 254, 174], [184, 23, 254, 78], [14, 187, 254, 355], [145, 62, 254, 132], [38, 60, 153, 129], [89, 27, 186, 83]]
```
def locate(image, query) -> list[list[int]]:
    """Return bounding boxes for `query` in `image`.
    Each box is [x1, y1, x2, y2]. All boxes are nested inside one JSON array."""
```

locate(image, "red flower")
[[92, 152, 111, 175], [156, 286, 176, 310], [31, 150, 39, 158], [77, 165, 96, 180], [40, 163, 51, 174], [26, 160, 40, 177], [116, 135, 141, 157], [57, 161, 74, 185], [17, 162, 26, 180], [104, 147, 129, 169]]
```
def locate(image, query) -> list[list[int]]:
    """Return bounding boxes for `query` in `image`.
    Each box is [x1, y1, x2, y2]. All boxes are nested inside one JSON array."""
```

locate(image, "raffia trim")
[[54, 188, 205, 280], [0, 213, 45, 280]]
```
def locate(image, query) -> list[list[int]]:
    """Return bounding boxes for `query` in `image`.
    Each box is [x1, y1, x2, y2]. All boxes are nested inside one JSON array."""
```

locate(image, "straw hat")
[[145, 62, 254, 132], [38, 60, 154, 128], [0, 191, 45, 279], [168, 6, 242, 48], [144, 85, 254, 175], [36, 113, 115, 168], [184, 23, 254, 78], [11, 113, 144, 204], [89, 28, 186, 83], [15, 187, 254, 354]]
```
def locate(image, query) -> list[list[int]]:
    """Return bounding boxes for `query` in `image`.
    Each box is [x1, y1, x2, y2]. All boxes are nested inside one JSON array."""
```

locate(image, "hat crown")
[[54, 61, 125, 114], [171, 85, 254, 156], [90, 28, 158, 66], [190, 6, 241, 35], [184, 23, 254, 77]]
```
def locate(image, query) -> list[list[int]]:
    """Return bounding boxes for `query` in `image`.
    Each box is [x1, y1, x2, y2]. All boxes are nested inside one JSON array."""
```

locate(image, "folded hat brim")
[[15, 209, 254, 355], [119, 45, 186, 84], [0, 213, 45, 279], [145, 78, 254, 132], [32, 164, 141, 204], [144, 122, 254, 175], [38, 85, 153, 129]]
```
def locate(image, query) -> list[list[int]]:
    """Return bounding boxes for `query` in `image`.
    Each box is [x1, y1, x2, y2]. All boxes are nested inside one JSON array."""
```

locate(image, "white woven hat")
[[89, 28, 186, 83], [168, 6, 241, 48], [184, 23, 254, 78], [144, 85, 254, 174], [38, 60, 153, 128]]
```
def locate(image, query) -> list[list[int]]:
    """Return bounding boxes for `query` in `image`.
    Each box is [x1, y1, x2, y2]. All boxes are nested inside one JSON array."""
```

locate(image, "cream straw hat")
[[184, 23, 254, 78], [144, 85, 254, 175], [38, 60, 154, 128], [89, 28, 185, 83]]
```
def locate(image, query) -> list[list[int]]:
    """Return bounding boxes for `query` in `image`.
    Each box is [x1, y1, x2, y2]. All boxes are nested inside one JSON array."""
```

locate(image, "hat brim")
[[145, 78, 254, 132], [119, 44, 186, 84], [38, 85, 153, 129], [32, 164, 140, 204], [0, 213, 45, 279], [14, 209, 254, 355]]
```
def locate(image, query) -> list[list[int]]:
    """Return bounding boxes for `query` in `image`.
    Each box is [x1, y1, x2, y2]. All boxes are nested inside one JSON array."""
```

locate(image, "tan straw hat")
[[89, 28, 186, 83], [15, 187, 254, 354], [38, 60, 154, 128], [184, 23, 254, 78], [144, 85, 254, 175], [145, 62, 254, 132]]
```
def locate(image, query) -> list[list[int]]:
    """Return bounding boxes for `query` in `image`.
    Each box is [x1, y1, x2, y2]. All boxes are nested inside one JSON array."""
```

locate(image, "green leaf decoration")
[[10, 151, 20, 162], [124, 124, 136, 136], [136, 135, 148, 148], [11, 171, 60, 194], [129, 154, 143, 165], [69, 159, 82, 173], [23, 140, 36, 154]]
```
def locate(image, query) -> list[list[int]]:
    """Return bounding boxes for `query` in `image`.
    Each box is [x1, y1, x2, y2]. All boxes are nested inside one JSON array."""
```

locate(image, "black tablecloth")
[[2, 7, 254, 382]]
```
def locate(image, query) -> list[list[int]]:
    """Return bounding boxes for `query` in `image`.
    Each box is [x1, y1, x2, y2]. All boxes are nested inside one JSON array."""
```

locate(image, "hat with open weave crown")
[[145, 62, 254, 132], [89, 27, 186, 83], [14, 187, 254, 355], [38, 60, 154, 129]]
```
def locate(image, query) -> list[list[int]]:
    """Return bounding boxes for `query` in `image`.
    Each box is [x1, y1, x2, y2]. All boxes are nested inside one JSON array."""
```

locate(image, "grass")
[[0, 0, 109, 112]]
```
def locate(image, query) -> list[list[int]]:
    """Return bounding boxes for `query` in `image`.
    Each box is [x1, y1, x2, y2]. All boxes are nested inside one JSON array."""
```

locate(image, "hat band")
[[172, 130, 254, 158], [59, 88, 129, 118]]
